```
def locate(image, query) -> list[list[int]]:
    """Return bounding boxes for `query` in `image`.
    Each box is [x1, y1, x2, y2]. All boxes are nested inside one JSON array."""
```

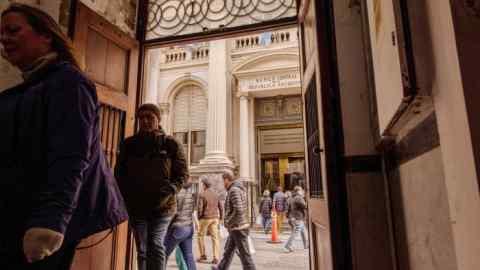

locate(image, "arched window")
[[173, 85, 207, 165]]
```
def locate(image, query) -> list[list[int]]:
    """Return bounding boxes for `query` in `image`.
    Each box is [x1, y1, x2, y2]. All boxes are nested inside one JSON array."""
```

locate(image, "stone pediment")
[[233, 52, 300, 77], [233, 53, 301, 96]]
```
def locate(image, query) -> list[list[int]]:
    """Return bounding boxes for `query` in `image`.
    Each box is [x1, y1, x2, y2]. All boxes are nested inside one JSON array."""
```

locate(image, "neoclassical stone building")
[[143, 28, 305, 207]]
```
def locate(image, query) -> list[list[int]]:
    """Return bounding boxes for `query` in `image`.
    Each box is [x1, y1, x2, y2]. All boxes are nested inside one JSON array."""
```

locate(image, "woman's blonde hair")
[[2, 3, 81, 69]]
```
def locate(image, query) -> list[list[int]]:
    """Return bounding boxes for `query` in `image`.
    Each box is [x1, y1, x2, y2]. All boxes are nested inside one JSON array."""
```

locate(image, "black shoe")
[[211, 259, 219, 265]]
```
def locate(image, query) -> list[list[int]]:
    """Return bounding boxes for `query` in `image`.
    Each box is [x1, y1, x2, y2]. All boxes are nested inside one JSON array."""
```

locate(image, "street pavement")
[[167, 229, 309, 270]]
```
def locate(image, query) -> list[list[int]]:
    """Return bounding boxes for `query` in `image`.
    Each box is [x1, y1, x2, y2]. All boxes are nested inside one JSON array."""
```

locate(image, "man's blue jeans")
[[261, 215, 271, 233], [131, 215, 173, 270], [164, 224, 196, 270], [284, 220, 308, 250]]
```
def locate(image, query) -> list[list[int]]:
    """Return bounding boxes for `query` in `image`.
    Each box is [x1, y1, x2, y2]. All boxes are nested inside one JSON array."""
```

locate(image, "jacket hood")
[[229, 180, 246, 191], [292, 190, 304, 198]]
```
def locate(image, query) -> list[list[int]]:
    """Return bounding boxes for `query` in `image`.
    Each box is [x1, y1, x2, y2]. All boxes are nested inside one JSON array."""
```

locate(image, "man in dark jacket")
[[197, 175, 223, 264], [284, 186, 308, 252], [115, 103, 188, 270], [213, 171, 256, 270]]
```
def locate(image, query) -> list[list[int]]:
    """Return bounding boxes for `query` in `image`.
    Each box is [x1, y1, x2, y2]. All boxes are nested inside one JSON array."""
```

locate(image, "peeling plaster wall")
[[0, 0, 137, 92], [80, 0, 137, 37]]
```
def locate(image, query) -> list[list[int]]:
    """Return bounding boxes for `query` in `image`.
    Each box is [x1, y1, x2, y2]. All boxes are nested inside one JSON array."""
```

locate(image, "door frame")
[[298, 0, 352, 269], [67, 0, 353, 269], [134, 0, 352, 269]]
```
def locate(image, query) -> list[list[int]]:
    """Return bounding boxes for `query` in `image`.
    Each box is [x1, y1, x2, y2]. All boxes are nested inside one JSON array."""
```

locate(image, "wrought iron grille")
[[146, 0, 297, 40], [305, 76, 323, 198]]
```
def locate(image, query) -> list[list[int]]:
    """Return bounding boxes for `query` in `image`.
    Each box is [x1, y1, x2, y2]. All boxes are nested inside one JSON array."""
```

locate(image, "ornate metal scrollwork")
[[147, 0, 297, 39]]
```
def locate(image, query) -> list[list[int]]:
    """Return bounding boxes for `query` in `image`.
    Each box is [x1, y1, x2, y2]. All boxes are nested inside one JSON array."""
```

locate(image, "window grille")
[[146, 0, 297, 40], [305, 77, 323, 198]]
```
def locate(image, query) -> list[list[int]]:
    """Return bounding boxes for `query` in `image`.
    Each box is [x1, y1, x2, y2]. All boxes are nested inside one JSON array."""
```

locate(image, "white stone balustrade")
[[233, 29, 298, 50], [163, 46, 210, 64]]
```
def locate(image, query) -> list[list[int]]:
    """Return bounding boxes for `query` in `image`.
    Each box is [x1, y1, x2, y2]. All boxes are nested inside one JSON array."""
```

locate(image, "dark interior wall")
[[385, 113, 458, 270], [351, 0, 469, 269], [332, 1, 394, 269], [383, 0, 456, 268], [389, 148, 458, 270], [449, 0, 480, 190]]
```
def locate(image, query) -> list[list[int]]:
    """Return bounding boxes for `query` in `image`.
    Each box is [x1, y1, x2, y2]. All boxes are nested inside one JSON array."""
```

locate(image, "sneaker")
[[283, 247, 293, 253]]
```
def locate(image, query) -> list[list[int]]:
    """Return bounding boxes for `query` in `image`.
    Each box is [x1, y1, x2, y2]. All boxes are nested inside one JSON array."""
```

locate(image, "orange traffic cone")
[[267, 206, 282, 244]]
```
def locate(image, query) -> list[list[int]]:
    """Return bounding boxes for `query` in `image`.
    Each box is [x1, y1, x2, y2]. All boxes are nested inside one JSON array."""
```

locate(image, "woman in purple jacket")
[[0, 4, 128, 269]]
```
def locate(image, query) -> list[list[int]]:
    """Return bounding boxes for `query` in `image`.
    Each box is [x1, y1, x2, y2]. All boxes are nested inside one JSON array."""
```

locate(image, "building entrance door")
[[131, 0, 351, 269], [260, 155, 305, 193]]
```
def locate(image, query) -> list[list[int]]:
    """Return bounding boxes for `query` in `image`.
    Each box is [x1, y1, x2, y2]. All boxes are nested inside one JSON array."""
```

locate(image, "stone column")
[[158, 103, 170, 132], [238, 94, 251, 181], [143, 50, 161, 104], [191, 40, 234, 183], [199, 40, 233, 166]]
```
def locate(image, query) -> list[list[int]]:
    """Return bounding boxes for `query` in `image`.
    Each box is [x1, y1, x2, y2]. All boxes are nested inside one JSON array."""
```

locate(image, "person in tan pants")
[[273, 186, 288, 233], [197, 176, 224, 264]]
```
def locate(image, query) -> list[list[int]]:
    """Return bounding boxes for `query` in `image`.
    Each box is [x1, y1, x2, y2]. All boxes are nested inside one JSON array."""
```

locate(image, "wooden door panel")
[[300, 0, 352, 268], [71, 3, 138, 270], [85, 29, 108, 83], [300, 0, 334, 268], [105, 42, 128, 93]]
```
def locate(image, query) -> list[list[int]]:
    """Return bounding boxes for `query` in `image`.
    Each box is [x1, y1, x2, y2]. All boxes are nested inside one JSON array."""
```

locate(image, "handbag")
[[219, 224, 229, 239], [247, 235, 256, 255], [255, 215, 262, 226]]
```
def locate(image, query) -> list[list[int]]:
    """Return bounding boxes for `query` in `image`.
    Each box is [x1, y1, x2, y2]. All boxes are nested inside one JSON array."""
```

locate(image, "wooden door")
[[70, 3, 139, 270], [299, 0, 351, 269]]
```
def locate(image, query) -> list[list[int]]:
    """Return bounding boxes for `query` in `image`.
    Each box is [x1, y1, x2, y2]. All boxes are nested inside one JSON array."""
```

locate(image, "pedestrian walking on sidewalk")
[[212, 171, 256, 270], [197, 175, 224, 264], [164, 180, 198, 270], [115, 103, 188, 270], [258, 190, 272, 234], [284, 186, 308, 253], [273, 186, 288, 233]]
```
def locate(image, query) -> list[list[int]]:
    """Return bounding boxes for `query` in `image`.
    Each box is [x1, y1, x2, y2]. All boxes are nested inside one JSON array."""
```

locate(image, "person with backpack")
[[273, 186, 288, 233], [258, 190, 272, 234], [115, 103, 188, 270], [284, 186, 308, 253], [164, 180, 198, 270]]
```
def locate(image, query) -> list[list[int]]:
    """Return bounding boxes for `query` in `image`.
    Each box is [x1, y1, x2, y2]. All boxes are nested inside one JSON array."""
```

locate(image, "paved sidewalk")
[[167, 230, 309, 270]]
